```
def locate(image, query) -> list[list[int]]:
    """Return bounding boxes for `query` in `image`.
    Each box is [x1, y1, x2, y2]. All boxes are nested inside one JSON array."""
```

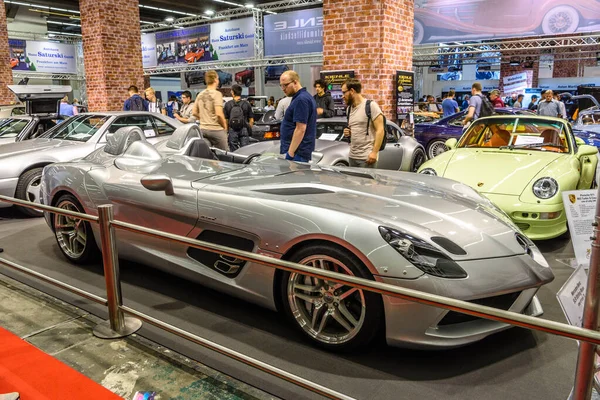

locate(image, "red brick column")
[[323, 0, 413, 119], [80, 0, 145, 111], [0, 1, 14, 104]]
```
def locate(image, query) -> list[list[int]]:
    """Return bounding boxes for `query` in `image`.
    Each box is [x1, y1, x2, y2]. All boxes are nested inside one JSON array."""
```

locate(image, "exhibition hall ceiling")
[[4, 0, 277, 36]]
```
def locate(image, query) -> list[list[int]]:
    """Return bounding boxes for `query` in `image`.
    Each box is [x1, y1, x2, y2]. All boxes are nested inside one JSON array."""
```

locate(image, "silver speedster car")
[[237, 117, 427, 172], [0, 112, 181, 216], [41, 126, 554, 351]]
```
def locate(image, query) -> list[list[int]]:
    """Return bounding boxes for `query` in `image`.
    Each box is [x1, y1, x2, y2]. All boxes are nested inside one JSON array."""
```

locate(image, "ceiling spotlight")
[[204, 10, 214, 15], [165, 16, 174, 22], [244, 3, 254, 8]]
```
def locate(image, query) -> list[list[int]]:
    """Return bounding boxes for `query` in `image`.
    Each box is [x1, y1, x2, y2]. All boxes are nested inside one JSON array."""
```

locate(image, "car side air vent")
[[254, 187, 335, 195], [338, 170, 374, 180], [430, 237, 467, 255]]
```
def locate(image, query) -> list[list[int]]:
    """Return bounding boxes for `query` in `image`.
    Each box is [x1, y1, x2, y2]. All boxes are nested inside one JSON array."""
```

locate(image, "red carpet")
[[0, 327, 122, 399]]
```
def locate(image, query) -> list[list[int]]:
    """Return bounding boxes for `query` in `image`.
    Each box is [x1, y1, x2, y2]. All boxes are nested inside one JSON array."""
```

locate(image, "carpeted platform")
[[0, 326, 122, 400]]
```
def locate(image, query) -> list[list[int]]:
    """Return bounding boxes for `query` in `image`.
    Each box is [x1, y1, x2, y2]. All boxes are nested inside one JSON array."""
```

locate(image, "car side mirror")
[[445, 138, 457, 150], [141, 175, 174, 196], [575, 137, 586, 145], [577, 144, 598, 158]]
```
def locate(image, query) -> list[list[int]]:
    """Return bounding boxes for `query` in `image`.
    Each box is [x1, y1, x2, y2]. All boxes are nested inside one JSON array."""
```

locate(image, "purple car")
[[414, 108, 535, 159]]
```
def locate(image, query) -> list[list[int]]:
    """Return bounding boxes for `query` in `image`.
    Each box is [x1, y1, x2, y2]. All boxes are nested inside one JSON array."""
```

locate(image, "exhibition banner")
[[264, 8, 323, 57], [414, 0, 600, 45], [141, 34, 157, 69], [9, 39, 76, 74], [562, 189, 597, 268], [396, 70, 415, 119], [503, 72, 529, 94], [154, 18, 254, 66], [320, 70, 354, 117]]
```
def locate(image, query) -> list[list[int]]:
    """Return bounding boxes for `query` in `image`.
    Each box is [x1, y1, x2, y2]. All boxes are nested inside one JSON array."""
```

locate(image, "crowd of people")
[[121, 69, 386, 168]]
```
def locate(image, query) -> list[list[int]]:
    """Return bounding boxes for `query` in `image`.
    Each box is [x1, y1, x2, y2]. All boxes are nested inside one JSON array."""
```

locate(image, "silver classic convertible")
[[41, 127, 554, 351]]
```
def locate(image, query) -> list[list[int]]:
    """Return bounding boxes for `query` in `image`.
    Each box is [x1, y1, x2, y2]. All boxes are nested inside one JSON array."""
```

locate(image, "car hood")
[[440, 149, 565, 196], [0, 138, 80, 159], [189, 157, 528, 260]]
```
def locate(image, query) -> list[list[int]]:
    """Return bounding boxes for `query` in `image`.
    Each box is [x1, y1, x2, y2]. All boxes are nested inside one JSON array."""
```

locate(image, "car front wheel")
[[541, 6, 580, 35], [410, 147, 426, 172], [52, 193, 100, 264], [15, 167, 44, 217], [427, 139, 448, 159], [280, 244, 382, 351]]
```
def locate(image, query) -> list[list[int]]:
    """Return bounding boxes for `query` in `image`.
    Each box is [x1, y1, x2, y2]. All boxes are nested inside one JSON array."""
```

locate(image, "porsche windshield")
[[458, 118, 570, 153], [42, 115, 110, 142]]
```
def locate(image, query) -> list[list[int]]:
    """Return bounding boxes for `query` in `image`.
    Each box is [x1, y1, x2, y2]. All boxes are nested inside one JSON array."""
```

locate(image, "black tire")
[[15, 167, 44, 217], [280, 243, 383, 352], [427, 139, 448, 159], [51, 193, 100, 264], [334, 161, 348, 167], [244, 78, 251, 87], [410, 147, 426, 172]]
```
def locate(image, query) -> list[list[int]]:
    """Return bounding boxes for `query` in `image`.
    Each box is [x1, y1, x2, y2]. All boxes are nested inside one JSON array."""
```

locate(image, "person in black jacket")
[[313, 79, 335, 118]]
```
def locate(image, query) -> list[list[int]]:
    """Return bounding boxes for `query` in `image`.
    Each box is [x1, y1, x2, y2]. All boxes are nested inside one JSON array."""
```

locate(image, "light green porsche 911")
[[418, 115, 599, 240]]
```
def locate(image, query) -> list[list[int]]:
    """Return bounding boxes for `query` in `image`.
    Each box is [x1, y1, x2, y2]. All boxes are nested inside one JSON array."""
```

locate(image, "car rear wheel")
[[541, 6, 580, 35], [244, 78, 251, 87], [15, 167, 44, 217], [280, 244, 382, 351], [427, 139, 448, 159], [410, 147, 426, 172], [52, 194, 100, 264], [414, 20, 428, 45]]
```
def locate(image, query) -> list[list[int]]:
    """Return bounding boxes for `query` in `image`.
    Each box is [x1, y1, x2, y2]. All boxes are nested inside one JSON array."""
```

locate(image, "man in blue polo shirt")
[[279, 70, 317, 162]]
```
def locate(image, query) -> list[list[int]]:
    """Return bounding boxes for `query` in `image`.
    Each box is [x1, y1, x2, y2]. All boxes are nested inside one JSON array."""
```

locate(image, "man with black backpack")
[[224, 84, 254, 151], [463, 82, 494, 126], [341, 78, 385, 168], [123, 85, 149, 112]]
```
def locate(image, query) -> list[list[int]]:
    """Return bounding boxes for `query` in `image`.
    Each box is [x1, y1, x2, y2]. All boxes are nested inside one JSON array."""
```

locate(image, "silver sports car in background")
[[237, 117, 427, 172], [41, 126, 554, 351], [0, 112, 181, 216]]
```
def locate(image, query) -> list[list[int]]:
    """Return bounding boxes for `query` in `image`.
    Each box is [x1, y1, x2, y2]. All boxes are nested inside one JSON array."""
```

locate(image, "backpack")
[[165, 102, 175, 118], [229, 100, 246, 131], [346, 100, 387, 151], [130, 96, 145, 112], [477, 94, 495, 118]]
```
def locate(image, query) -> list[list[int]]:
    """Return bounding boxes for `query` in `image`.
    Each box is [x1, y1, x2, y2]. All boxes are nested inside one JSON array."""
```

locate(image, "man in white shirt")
[[275, 96, 292, 120], [144, 87, 166, 115]]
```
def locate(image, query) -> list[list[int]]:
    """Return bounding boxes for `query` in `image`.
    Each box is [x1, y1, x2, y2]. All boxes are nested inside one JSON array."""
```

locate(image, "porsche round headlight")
[[532, 177, 558, 199], [420, 168, 437, 176]]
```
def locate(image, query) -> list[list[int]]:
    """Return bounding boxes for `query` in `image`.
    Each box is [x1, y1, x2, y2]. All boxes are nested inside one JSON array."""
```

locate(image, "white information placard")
[[319, 133, 339, 141], [556, 265, 588, 327], [562, 190, 597, 268], [514, 135, 543, 146]]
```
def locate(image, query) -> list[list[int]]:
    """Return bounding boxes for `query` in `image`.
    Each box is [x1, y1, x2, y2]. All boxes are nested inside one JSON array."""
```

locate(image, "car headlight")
[[532, 177, 558, 199], [379, 226, 467, 279], [419, 168, 437, 176]]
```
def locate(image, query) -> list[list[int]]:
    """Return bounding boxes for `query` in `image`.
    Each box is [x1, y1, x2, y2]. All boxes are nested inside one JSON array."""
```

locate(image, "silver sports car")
[[0, 112, 181, 216], [41, 126, 554, 351], [237, 117, 427, 172]]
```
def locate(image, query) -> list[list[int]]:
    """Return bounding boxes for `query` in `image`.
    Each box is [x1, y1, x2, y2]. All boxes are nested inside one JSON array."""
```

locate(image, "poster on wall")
[[562, 190, 597, 268], [141, 34, 157, 69], [396, 70, 415, 120], [413, 0, 600, 45], [182, 67, 259, 92], [320, 70, 354, 117], [155, 18, 254, 66], [264, 8, 323, 57], [9, 39, 76, 73]]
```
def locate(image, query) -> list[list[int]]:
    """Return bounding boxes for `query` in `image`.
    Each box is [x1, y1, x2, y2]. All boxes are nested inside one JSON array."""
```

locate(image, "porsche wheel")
[[52, 194, 100, 264], [14, 167, 44, 217], [427, 139, 448, 159], [413, 20, 427, 45], [281, 244, 382, 351], [410, 147, 426, 172], [541, 6, 580, 35]]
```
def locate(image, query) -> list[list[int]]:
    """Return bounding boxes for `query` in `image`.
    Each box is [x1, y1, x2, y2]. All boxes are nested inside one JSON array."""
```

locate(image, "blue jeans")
[[284, 152, 310, 162]]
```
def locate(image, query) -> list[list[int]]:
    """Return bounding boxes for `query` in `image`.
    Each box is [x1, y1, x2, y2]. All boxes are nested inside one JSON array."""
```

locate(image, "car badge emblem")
[[477, 182, 484, 187]]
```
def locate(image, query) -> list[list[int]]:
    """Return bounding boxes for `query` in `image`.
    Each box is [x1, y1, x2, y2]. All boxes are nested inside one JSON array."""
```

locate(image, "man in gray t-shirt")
[[537, 90, 561, 117], [463, 82, 483, 126]]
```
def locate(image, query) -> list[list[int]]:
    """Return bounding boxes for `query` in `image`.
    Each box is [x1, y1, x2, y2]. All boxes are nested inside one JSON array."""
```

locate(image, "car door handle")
[[394, 143, 401, 147]]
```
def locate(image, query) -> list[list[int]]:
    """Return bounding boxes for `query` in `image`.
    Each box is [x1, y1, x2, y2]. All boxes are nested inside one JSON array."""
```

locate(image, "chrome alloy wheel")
[[54, 200, 87, 259], [287, 255, 366, 345], [428, 140, 448, 159], [25, 175, 41, 203]]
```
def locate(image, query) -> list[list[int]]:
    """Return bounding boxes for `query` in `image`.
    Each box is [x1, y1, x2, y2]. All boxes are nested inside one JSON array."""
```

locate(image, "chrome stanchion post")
[[573, 187, 600, 400], [93, 205, 142, 339]]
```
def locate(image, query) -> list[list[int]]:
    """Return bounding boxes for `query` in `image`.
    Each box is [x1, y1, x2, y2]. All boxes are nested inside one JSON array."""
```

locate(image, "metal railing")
[[0, 193, 599, 400]]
